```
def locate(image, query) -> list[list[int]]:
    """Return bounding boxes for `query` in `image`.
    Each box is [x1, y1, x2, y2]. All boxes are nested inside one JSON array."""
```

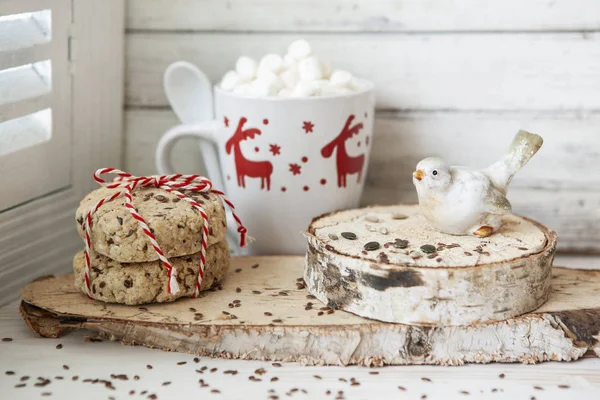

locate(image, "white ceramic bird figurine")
[[412, 130, 543, 237]]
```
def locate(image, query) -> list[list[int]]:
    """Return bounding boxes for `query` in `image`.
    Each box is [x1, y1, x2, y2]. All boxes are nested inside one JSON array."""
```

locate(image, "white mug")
[[156, 63, 375, 255]]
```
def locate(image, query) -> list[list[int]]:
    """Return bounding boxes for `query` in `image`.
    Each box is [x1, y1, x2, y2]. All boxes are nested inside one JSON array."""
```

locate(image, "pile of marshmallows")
[[219, 40, 369, 98]]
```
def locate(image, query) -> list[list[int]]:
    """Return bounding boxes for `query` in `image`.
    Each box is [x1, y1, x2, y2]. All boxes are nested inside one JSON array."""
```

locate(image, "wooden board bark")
[[19, 256, 600, 366], [304, 207, 556, 326]]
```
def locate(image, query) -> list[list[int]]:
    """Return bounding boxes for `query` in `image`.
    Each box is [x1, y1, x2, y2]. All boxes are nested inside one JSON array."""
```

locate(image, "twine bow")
[[82, 168, 248, 300]]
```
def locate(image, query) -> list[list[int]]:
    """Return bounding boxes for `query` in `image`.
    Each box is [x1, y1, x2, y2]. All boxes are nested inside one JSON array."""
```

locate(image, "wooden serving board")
[[19, 256, 600, 366]]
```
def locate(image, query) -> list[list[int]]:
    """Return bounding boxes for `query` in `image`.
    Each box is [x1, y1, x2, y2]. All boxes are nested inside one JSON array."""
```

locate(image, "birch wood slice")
[[19, 256, 600, 366], [304, 205, 557, 326]]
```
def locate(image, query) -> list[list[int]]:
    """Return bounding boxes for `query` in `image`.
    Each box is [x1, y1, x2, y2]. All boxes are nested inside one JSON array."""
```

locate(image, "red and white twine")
[[82, 168, 248, 300]]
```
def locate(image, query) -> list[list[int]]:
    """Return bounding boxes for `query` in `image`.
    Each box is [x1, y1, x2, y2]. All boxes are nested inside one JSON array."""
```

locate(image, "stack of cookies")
[[73, 186, 230, 305]]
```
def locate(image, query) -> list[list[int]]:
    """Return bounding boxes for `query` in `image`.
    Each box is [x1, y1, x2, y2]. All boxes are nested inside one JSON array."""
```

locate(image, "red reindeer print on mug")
[[225, 117, 273, 191], [321, 115, 365, 188]]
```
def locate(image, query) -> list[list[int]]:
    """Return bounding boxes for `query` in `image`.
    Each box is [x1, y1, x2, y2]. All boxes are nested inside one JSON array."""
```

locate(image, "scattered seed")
[[235, 268, 242, 273], [133, 375, 139, 380], [394, 239, 408, 249], [328, 234, 339, 240], [162, 381, 171, 386], [427, 253, 438, 259], [236, 287, 241, 293], [420, 244, 436, 254], [20, 376, 30, 381], [318, 311, 324, 316], [63, 365, 69, 370], [56, 344, 63, 350], [2, 337, 13, 342], [271, 377, 278, 382], [147, 365, 153, 369], [518, 247, 529, 251], [272, 363, 282, 367], [558, 385, 570, 389], [72, 376, 78, 381], [369, 371, 379, 375], [314, 375, 322, 380], [341, 232, 357, 240], [534, 386, 544, 390], [41, 392, 52, 397], [272, 319, 283, 323], [464, 252, 473, 256], [364, 241, 380, 251], [409, 251, 422, 259], [177, 361, 186, 365], [264, 312, 273, 316], [422, 377, 431, 382], [189, 307, 197, 312], [211, 389, 220, 393], [392, 213, 408, 220], [6, 371, 15, 375], [15, 384, 25, 388], [154, 195, 168, 203], [459, 391, 470, 395], [252, 290, 261, 295], [306, 295, 316, 299], [252, 264, 259, 269], [278, 291, 289, 296], [210, 368, 217, 373], [499, 373, 505, 379]]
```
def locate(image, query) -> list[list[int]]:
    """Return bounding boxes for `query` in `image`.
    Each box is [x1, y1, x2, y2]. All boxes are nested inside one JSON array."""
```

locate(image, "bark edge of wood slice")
[[19, 256, 600, 366], [304, 204, 557, 326]]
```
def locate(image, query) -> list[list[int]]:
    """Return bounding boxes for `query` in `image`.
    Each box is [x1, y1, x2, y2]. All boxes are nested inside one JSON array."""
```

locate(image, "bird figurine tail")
[[485, 130, 543, 191]]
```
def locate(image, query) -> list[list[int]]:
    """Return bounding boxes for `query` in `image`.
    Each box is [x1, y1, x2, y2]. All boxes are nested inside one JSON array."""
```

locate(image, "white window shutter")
[[0, 0, 72, 210], [0, 0, 125, 306]]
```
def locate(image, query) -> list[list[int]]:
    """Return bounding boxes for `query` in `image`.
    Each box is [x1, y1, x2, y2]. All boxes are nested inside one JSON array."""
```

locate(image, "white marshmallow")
[[287, 39, 312, 60], [220, 70, 242, 91], [277, 88, 292, 98], [233, 83, 252, 96], [235, 56, 258, 81], [349, 77, 370, 91], [282, 54, 297, 70], [329, 70, 353, 87], [298, 56, 324, 81], [321, 61, 332, 79], [257, 54, 283, 77], [290, 81, 318, 98], [280, 67, 300, 89], [248, 72, 283, 97]]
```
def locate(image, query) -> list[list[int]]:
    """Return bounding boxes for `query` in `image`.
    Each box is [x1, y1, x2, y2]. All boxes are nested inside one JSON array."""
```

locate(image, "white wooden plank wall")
[[123, 0, 600, 253]]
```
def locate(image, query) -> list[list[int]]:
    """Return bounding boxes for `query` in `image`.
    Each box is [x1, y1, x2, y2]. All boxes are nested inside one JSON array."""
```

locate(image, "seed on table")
[[341, 232, 357, 240], [422, 377, 432, 382], [392, 213, 408, 220], [420, 244, 436, 254], [252, 264, 259, 269], [464, 252, 473, 256], [2, 337, 13, 342], [5, 371, 15, 375], [271, 377, 278, 382], [147, 365, 153, 369], [56, 344, 63, 350], [15, 384, 26, 388], [236, 288, 241, 293], [328, 233, 339, 240], [272, 363, 282, 367], [264, 312, 273, 316], [177, 361, 186, 365], [364, 241, 380, 251], [394, 239, 408, 249]]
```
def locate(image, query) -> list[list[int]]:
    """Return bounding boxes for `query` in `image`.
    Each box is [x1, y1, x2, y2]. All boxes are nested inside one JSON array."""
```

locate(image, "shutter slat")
[[0, 10, 52, 69], [0, 62, 51, 123]]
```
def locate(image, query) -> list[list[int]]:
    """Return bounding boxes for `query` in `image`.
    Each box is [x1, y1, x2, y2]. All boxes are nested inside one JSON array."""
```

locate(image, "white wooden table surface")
[[1, 255, 599, 400]]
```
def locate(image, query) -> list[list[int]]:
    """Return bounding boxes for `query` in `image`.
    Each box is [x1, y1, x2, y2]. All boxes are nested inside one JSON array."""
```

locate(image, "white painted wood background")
[[123, 0, 600, 253]]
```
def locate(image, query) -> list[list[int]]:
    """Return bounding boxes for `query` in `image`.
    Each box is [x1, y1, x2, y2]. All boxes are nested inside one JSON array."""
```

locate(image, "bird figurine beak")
[[413, 169, 424, 181]]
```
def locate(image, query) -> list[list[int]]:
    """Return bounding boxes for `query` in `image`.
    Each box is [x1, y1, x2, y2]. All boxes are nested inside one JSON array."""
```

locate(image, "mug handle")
[[155, 122, 242, 253]]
